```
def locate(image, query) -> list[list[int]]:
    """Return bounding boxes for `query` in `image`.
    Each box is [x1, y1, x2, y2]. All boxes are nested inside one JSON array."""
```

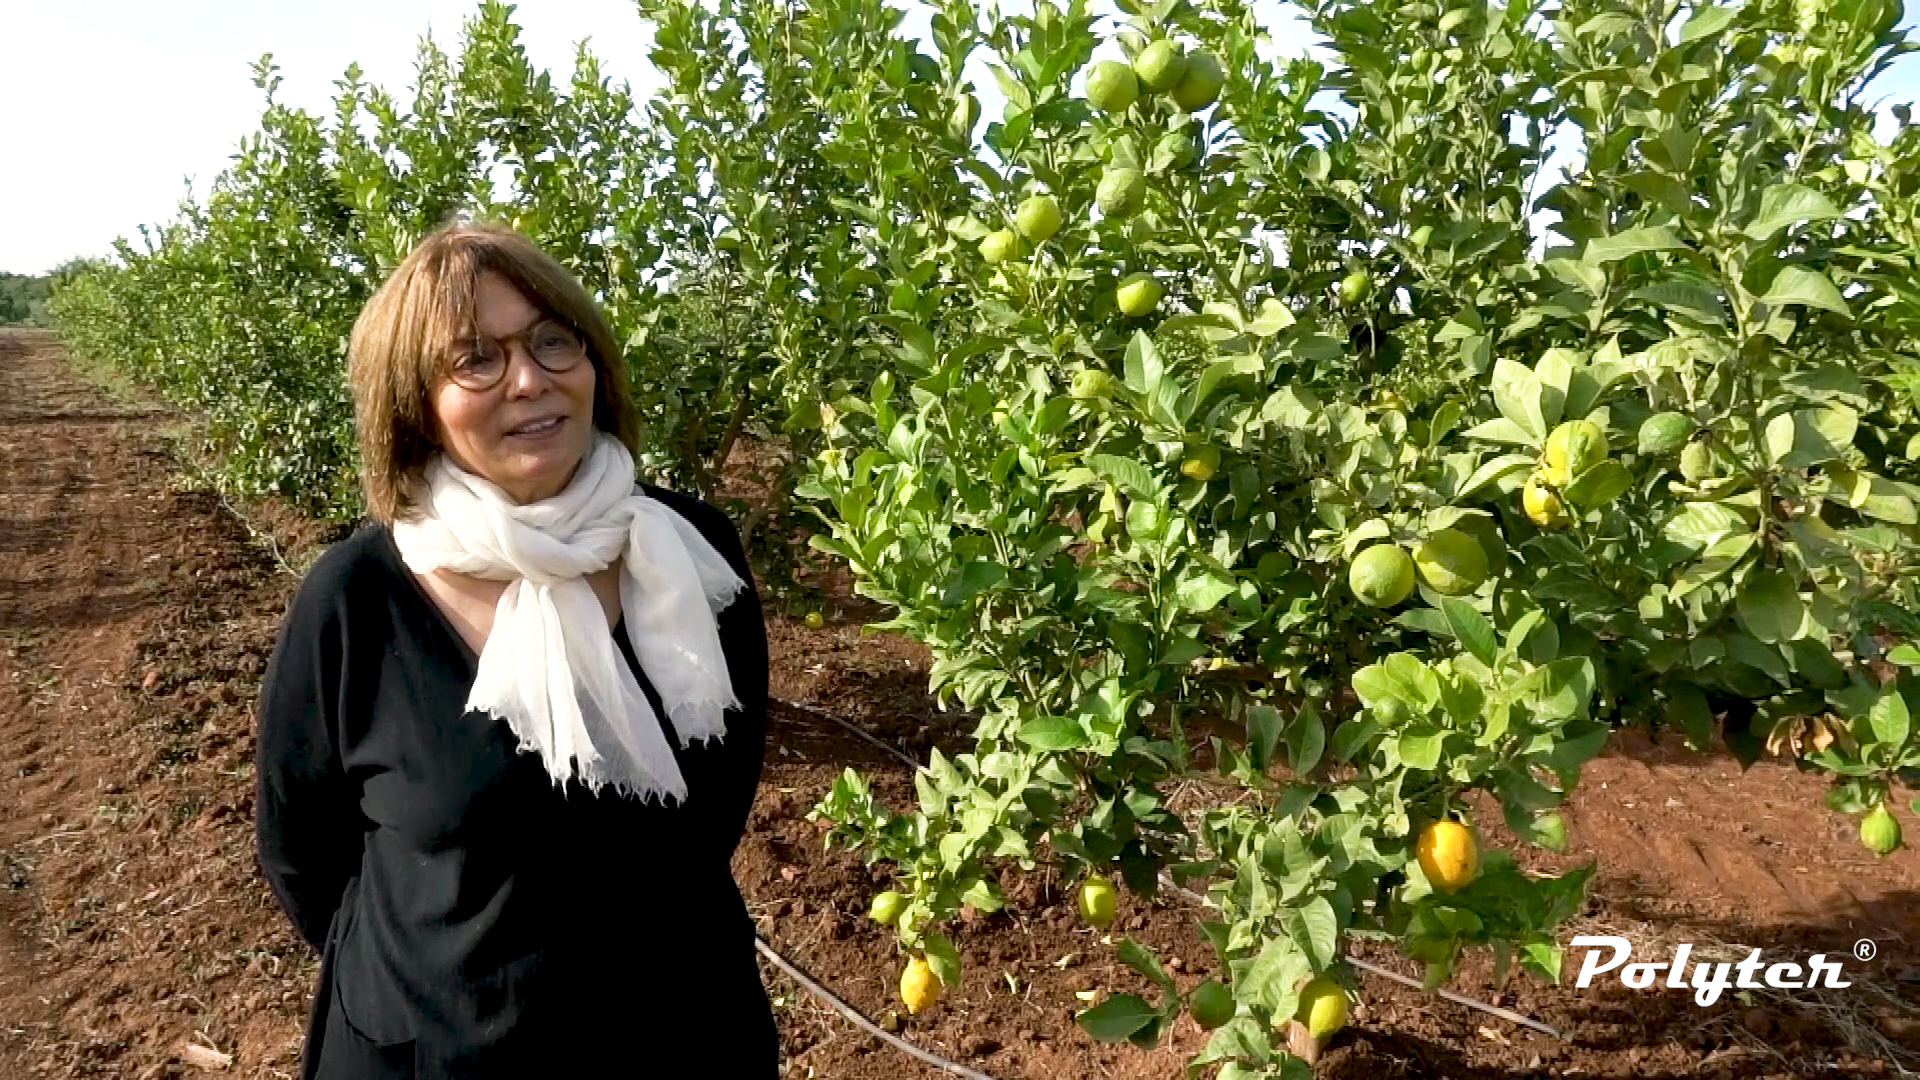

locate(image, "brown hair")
[[347, 219, 640, 524]]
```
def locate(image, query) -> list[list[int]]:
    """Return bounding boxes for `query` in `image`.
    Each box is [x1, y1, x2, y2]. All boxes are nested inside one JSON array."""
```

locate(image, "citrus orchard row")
[[45, 0, 1920, 1073]]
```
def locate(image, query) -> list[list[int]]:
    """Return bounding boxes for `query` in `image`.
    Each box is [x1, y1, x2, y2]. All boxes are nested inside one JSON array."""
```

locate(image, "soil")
[[2, 324, 1919, 1079]]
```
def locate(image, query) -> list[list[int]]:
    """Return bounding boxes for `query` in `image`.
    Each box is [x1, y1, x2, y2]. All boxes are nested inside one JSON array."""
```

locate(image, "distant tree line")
[[0, 272, 52, 325]]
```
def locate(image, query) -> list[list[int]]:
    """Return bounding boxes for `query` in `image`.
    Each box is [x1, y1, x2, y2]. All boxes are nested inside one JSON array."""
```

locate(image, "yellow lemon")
[[1416, 820, 1480, 891], [1522, 471, 1571, 528], [900, 955, 942, 1014], [1411, 528, 1489, 595], [1295, 975, 1349, 1038]]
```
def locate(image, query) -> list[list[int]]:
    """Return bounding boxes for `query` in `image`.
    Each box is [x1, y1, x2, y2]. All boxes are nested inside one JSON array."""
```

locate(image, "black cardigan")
[[253, 484, 777, 1077]]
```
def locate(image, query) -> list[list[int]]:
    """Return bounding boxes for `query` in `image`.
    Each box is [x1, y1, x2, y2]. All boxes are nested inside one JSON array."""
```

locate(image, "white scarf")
[[391, 431, 745, 804]]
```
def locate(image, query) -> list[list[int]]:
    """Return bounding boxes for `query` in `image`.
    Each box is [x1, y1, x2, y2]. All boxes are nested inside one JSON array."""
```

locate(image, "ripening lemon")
[[1077, 873, 1118, 928], [1170, 50, 1226, 111], [1085, 60, 1140, 113], [1190, 979, 1235, 1030], [1861, 805, 1902, 856], [1116, 273, 1162, 316], [900, 955, 942, 1014], [1295, 975, 1349, 1038], [1680, 440, 1714, 482], [1070, 369, 1115, 401], [1338, 269, 1372, 306], [1096, 167, 1147, 219], [979, 228, 1020, 265], [1133, 39, 1188, 92], [1541, 419, 1607, 487], [1349, 544, 1415, 608], [1181, 444, 1220, 482], [1522, 471, 1571, 528], [1016, 194, 1063, 243], [1416, 820, 1480, 891], [1411, 529, 1489, 595], [804, 611, 826, 629], [869, 889, 906, 925]]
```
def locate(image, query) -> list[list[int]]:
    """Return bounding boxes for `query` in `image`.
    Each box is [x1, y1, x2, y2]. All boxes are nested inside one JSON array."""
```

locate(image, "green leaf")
[[1238, 936, 1310, 1017], [1077, 994, 1159, 1041], [1562, 461, 1633, 509], [1281, 896, 1340, 970], [1247, 704, 1283, 773], [1870, 689, 1911, 748], [1761, 266, 1851, 317], [1742, 183, 1842, 243], [1583, 225, 1687, 264], [924, 931, 962, 987], [1018, 715, 1089, 750], [1117, 938, 1177, 994], [1490, 358, 1546, 440], [1439, 596, 1498, 666], [1398, 726, 1446, 770], [1736, 568, 1806, 644], [1287, 702, 1327, 775], [1463, 417, 1540, 447]]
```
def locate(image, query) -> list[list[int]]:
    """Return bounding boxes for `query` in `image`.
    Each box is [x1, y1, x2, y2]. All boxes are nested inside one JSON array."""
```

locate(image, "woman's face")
[[429, 271, 598, 505]]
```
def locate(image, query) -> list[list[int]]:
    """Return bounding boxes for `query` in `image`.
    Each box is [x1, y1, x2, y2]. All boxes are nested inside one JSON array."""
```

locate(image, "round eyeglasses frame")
[[444, 316, 589, 392]]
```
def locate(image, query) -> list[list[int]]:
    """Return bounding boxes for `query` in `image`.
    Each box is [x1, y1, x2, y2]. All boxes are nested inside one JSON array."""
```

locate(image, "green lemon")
[[1170, 50, 1226, 111], [1862, 805, 1902, 856], [1015, 194, 1063, 243], [1680, 439, 1714, 482], [1155, 126, 1201, 170], [1338, 269, 1372, 305], [804, 611, 825, 629], [1077, 873, 1118, 928], [1115, 272, 1162, 316], [1542, 419, 1607, 487], [1349, 544, 1415, 608], [1638, 411, 1691, 456], [868, 889, 907, 925], [979, 228, 1020, 265], [1133, 39, 1188, 92], [1190, 979, 1235, 1030], [1532, 812, 1568, 852], [1412, 528, 1489, 595], [1295, 975, 1349, 1038], [1096, 167, 1147, 218], [1086, 60, 1139, 113], [1069, 369, 1115, 400]]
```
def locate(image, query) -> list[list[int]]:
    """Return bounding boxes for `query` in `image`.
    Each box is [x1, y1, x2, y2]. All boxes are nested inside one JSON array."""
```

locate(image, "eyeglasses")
[[445, 317, 588, 391]]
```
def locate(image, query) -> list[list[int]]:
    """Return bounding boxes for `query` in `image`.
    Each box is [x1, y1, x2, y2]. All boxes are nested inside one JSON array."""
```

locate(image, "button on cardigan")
[[253, 483, 778, 1078]]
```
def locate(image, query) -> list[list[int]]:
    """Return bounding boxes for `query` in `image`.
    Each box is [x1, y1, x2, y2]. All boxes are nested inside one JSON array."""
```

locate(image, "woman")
[[253, 220, 779, 1078]]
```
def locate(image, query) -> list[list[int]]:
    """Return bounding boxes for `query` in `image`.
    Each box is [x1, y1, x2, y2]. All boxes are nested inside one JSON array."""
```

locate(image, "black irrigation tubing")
[[752, 935, 1001, 1080], [775, 693, 1565, 1042]]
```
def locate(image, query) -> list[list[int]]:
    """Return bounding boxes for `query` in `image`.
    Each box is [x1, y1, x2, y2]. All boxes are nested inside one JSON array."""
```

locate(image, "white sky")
[[2, 1, 1915, 277]]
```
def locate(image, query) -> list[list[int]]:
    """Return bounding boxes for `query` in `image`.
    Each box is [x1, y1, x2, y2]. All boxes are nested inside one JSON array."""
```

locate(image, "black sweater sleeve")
[[253, 556, 365, 949]]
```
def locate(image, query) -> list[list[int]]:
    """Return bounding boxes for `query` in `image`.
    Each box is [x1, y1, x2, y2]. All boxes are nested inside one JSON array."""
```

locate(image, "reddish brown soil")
[[3, 325, 1919, 1078]]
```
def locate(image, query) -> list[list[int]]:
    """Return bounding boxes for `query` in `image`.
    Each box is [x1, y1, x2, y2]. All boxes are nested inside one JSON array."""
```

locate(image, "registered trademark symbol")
[[1855, 939, 1878, 962]]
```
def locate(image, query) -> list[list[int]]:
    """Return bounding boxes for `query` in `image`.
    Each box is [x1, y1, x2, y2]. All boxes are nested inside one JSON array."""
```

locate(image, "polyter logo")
[[1571, 935, 1858, 1006]]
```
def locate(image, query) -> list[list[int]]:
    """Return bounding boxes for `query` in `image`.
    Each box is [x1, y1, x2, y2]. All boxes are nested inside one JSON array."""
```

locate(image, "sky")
[[3, 1, 1917, 278]]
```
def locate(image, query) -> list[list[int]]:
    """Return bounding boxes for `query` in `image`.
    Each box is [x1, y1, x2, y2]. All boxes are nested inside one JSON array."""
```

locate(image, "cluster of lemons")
[[872, 821, 1482, 1048]]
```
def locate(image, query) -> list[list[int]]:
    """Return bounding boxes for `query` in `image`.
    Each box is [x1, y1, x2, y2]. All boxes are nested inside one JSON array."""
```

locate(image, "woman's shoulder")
[[636, 483, 743, 556], [288, 520, 404, 615]]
